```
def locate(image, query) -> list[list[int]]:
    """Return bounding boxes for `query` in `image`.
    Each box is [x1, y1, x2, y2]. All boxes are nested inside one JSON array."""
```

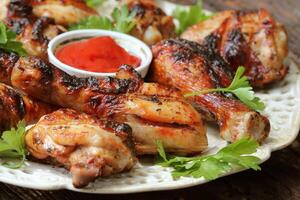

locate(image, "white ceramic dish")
[[48, 30, 152, 78], [0, 1, 299, 194]]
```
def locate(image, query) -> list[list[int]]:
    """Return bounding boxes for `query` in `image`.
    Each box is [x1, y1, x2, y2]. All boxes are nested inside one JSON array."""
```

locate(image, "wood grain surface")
[[0, 0, 300, 199]]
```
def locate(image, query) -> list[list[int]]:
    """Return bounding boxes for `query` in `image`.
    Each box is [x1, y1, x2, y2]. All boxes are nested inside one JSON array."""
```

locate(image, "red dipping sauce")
[[55, 36, 141, 73]]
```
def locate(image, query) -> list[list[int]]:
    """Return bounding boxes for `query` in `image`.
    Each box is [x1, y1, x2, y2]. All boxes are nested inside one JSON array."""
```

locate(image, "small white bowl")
[[48, 30, 152, 78]]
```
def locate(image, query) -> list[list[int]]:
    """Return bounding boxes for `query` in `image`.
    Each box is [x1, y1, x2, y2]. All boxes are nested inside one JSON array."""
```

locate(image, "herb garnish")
[[184, 66, 265, 111], [0, 121, 27, 169], [0, 21, 27, 56], [85, 0, 106, 8], [172, 0, 211, 35], [69, 5, 136, 34], [156, 138, 261, 180]]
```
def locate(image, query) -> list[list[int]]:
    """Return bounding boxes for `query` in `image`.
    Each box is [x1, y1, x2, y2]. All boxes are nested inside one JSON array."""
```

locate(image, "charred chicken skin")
[[26, 109, 136, 188], [149, 38, 270, 143], [0, 51, 207, 155], [0, 83, 55, 132], [181, 9, 288, 87], [31, 0, 97, 25], [2, 0, 66, 58], [125, 0, 176, 45]]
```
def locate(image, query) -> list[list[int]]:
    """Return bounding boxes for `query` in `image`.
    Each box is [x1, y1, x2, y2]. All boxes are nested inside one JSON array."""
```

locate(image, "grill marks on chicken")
[[31, 0, 97, 25], [0, 83, 55, 132], [181, 9, 288, 87], [125, 0, 176, 45], [0, 52, 207, 154], [25, 109, 136, 188], [3, 0, 66, 58], [149, 38, 270, 143]]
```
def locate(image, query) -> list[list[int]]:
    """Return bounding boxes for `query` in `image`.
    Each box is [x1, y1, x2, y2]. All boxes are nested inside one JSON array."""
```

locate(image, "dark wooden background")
[[1, 0, 300, 199]]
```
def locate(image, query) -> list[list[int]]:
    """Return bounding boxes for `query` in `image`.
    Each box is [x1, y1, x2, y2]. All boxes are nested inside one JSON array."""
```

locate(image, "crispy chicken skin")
[[181, 9, 288, 87], [0, 52, 207, 155], [3, 0, 66, 58], [25, 109, 136, 188], [31, 0, 97, 25], [149, 38, 270, 143], [0, 83, 55, 132], [125, 0, 176, 45]]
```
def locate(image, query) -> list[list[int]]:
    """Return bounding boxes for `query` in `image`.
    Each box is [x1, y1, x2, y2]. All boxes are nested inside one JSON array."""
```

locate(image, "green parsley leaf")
[[184, 66, 266, 111], [0, 21, 27, 56], [69, 5, 136, 34], [156, 138, 261, 180], [0, 121, 27, 169], [112, 5, 136, 34], [69, 16, 113, 31], [85, 0, 106, 8], [172, 0, 211, 35]]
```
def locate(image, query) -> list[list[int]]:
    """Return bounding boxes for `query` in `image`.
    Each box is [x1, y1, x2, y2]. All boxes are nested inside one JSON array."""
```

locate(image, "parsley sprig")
[[0, 21, 27, 56], [184, 66, 265, 111], [85, 0, 106, 8], [69, 5, 136, 34], [172, 0, 211, 35], [0, 121, 27, 169], [156, 138, 261, 180]]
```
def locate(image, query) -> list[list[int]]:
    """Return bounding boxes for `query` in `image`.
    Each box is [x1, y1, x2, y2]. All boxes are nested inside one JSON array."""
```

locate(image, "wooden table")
[[1, 1, 300, 199]]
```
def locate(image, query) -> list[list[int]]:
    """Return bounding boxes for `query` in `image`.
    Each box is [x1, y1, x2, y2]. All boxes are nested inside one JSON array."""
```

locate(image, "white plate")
[[0, 2, 299, 194]]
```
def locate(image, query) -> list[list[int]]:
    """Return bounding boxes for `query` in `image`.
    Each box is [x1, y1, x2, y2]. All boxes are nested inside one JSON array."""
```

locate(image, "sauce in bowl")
[[55, 36, 141, 73]]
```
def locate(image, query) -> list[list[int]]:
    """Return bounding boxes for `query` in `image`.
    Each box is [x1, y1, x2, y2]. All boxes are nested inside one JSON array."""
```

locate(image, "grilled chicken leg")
[[31, 0, 97, 25], [149, 38, 270, 143], [3, 0, 66, 58], [124, 0, 176, 45], [0, 51, 207, 155], [26, 109, 136, 188], [0, 83, 55, 132], [181, 9, 288, 87]]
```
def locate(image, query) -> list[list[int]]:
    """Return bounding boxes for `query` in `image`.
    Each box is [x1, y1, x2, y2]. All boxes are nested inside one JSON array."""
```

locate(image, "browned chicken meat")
[[181, 9, 288, 87], [125, 0, 176, 45], [3, 0, 66, 58], [149, 38, 270, 143], [31, 0, 97, 25], [0, 82, 55, 132], [26, 109, 136, 188], [0, 51, 207, 155]]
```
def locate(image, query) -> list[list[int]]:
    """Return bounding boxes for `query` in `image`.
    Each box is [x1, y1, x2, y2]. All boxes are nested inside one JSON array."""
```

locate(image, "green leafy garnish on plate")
[[0, 121, 27, 169], [85, 0, 106, 8], [111, 5, 136, 34], [69, 5, 136, 34], [184, 66, 266, 111], [69, 16, 113, 31], [156, 138, 261, 180], [172, 0, 212, 35], [0, 21, 27, 56]]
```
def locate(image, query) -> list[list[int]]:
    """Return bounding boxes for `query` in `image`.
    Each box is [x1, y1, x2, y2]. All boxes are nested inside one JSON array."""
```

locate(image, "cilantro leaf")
[[112, 5, 136, 34], [69, 16, 113, 31], [172, 0, 211, 35], [0, 121, 27, 169], [156, 138, 261, 180], [85, 0, 106, 8], [184, 66, 266, 111], [69, 5, 136, 34], [0, 21, 27, 56]]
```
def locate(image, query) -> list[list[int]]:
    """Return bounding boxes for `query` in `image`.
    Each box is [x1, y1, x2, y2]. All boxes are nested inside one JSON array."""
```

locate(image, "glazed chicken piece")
[[3, 0, 66, 58], [26, 109, 136, 188], [0, 52, 207, 155], [181, 9, 288, 87], [0, 83, 55, 132], [149, 39, 270, 143], [124, 0, 176, 45], [31, 0, 97, 25]]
